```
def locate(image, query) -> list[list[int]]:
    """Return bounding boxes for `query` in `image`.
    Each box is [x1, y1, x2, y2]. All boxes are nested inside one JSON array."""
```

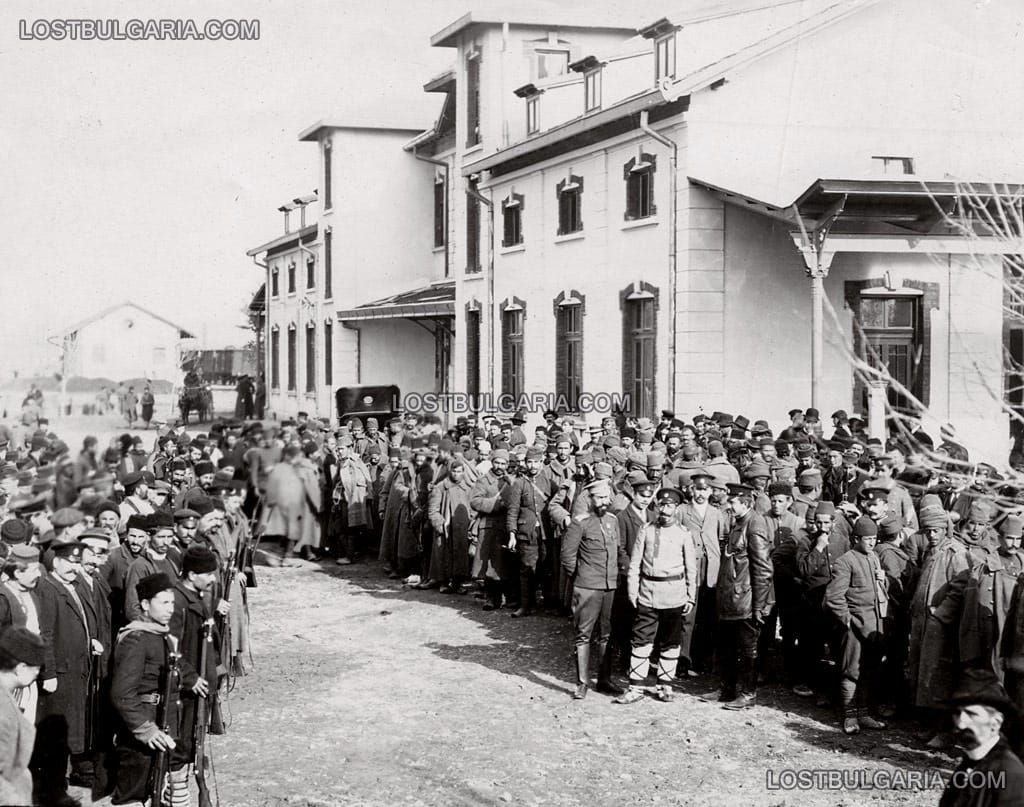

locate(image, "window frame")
[[501, 193, 524, 247], [323, 138, 333, 211], [584, 68, 602, 112], [271, 267, 279, 298], [556, 175, 584, 235], [306, 257, 316, 290], [324, 320, 333, 387], [287, 262, 296, 295], [286, 326, 297, 392], [535, 48, 570, 81], [270, 327, 280, 390], [466, 304, 481, 399], [466, 47, 481, 148], [654, 34, 676, 82], [433, 175, 446, 249], [526, 96, 539, 135], [501, 302, 526, 400], [324, 229, 333, 299], [624, 153, 657, 221], [554, 293, 585, 411], [466, 178, 481, 272], [305, 324, 316, 393]]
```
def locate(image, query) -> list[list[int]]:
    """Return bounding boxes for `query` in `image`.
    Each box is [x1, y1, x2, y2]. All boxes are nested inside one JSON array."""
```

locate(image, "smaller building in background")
[[55, 300, 194, 383]]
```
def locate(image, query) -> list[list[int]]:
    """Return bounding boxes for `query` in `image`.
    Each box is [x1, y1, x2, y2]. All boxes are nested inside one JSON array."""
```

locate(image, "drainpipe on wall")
[[252, 254, 269, 417], [467, 180, 495, 399], [411, 147, 450, 278], [639, 110, 678, 411]]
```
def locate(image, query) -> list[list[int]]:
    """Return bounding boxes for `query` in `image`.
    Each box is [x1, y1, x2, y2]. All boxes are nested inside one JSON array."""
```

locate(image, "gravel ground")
[[170, 561, 957, 807]]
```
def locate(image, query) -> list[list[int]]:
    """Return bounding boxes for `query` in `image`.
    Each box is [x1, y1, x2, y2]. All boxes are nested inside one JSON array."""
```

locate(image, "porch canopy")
[[336, 280, 454, 331], [687, 176, 1024, 413]]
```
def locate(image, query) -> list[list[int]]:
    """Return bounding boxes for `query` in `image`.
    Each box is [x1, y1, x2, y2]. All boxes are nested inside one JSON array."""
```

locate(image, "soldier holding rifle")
[[109, 572, 180, 805]]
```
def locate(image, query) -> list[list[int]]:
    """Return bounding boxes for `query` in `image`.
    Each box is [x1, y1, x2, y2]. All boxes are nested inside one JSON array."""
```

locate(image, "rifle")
[[194, 617, 216, 807], [150, 636, 181, 807]]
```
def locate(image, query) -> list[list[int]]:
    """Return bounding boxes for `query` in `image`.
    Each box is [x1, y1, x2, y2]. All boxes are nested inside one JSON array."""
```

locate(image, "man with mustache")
[[938, 669, 1024, 807], [614, 484, 696, 704], [561, 478, 627, 699]]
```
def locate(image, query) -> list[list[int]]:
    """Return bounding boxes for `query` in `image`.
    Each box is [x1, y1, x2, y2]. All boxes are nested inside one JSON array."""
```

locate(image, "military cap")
[[585, 478, 612, 497], [174, 508, 201, 524], [50, 508, 84, 529], [797, 468, 823, 487], [689, 468, 715, 483], [655, 486, 684, 505], [79, 528, 111, 546], [182, 544, 218, 575], [0, 626, 45, 667], [51, 540, 84, 560], [1001, 516, 1024, 539], [743, 460, 771, 481], [726, 483, 755, 497], [878, 512, 904, 539], [8, 543, 39, 562], [852, 516, 878, 538], [120, 471, 143, 488], [136, 572, 175, 603], [1, 519, 31, 545], [628, 471, 655, 491], [795, 443, 815, 459], [859, 486, 890, 503]]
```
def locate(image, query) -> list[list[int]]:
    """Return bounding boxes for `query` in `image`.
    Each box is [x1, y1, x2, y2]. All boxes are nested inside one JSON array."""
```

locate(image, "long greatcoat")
[[36, 575, 93, 754], [470, 471, 512, 581], [958, 548, 1024, 677], [260, 458, 321, 550], [427, 476, 472, 581], [0, 685, 34, 806], [908, 537, 972, 709]]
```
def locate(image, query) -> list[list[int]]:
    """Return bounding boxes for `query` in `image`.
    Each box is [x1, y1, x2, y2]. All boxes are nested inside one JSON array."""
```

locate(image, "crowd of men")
[[5, 401, 1024, 804], [291, 404, 1024, 798], [0, 414, 253, 806]]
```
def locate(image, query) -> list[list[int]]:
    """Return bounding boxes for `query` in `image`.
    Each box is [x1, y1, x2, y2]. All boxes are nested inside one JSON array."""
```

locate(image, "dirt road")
[[191, 562, 956, 807]]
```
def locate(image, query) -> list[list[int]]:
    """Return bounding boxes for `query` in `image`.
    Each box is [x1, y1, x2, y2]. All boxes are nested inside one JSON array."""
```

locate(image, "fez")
[[814, 501, 836, 517]]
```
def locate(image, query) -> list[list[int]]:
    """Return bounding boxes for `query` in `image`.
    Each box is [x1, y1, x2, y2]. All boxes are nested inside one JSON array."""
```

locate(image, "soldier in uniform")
[[614, 485, 697, 704], [505, 445, 550, 617], [824, 516, 890, 734], [169, 545, 222, 807], [561, 479, 626, 699], [109, 572, 180, 805], [713, 483, 772, 710]]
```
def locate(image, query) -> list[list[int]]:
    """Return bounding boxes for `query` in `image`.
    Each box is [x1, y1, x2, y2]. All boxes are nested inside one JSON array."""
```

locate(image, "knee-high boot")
[[573, 644, 590, 699], [513, 569, 534, 617], [596, 640, 624, 694]]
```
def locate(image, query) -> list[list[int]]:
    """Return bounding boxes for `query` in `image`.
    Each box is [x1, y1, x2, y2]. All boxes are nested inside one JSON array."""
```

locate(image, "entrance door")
[[858, 295, 922, 413]]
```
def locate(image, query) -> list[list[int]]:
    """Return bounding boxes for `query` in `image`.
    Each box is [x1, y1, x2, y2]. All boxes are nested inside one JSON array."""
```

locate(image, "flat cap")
[[50, 508, 84, 529]]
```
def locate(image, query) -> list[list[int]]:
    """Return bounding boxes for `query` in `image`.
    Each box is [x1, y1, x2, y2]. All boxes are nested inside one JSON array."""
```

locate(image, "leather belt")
[[641, 572, 685, 582], [138, 693, 161, 705]]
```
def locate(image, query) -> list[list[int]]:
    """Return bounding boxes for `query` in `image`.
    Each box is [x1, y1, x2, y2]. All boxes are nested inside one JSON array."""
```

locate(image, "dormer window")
[[639, 18, 680, 83], [515, 83, 543, 135], [570, 56, 604, 113]]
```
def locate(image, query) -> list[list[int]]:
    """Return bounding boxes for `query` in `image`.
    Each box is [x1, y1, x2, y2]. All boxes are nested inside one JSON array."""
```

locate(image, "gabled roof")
[[55, 301, 195, 339]]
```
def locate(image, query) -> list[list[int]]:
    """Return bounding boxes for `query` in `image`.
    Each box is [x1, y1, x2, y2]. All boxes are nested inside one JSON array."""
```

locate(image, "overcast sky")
[[3, 0, 609, 376]]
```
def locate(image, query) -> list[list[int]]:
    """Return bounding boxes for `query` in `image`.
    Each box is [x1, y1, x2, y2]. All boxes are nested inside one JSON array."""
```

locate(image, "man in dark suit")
[[35, 539, 102, 806]]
